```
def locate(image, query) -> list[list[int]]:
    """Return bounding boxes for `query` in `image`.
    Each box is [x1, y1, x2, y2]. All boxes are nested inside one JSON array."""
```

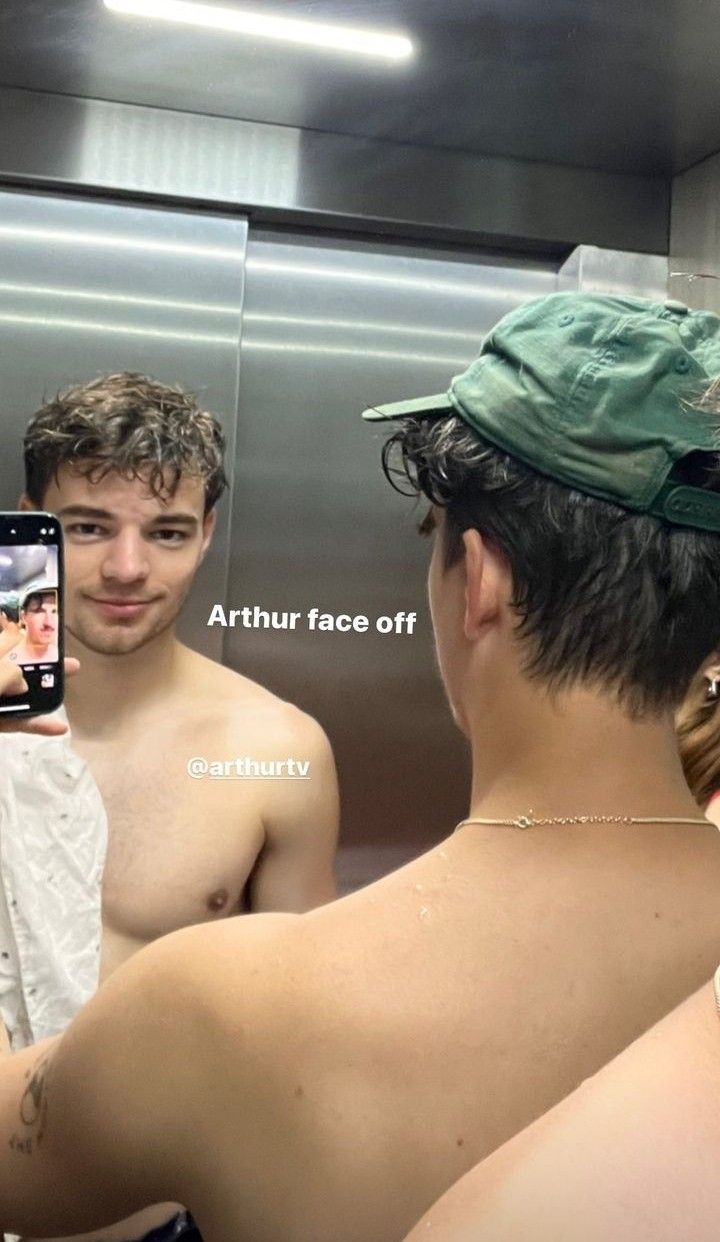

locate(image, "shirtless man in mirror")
[[5, 294, 720, 1242], [21, 373, 338, 981]]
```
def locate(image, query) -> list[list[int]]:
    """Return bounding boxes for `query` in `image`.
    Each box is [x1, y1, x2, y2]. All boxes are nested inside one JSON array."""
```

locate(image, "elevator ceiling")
[[0, 0, 717, 177]]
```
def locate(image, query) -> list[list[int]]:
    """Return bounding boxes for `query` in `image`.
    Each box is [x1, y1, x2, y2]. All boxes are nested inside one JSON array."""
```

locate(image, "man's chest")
[[74, 736, 267, 937]]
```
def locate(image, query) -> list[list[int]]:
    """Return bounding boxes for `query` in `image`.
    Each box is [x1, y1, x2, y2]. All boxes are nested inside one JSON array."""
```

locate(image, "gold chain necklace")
[[456, 811, 709, 831]]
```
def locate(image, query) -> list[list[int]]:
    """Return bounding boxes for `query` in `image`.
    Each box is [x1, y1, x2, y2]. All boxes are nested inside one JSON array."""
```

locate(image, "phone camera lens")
[[40, 528, 47, 536]]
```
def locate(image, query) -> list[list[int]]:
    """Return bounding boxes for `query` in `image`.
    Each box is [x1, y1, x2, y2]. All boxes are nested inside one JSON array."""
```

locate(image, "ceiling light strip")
[[104, 0, 413, 61]]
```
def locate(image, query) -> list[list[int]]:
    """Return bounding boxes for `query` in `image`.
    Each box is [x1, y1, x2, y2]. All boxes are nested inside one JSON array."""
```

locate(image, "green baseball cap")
[[362, 293, 720, 532]]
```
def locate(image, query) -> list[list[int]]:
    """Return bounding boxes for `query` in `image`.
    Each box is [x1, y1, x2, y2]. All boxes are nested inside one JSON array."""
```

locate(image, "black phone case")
[[0, 512, 64, 720]]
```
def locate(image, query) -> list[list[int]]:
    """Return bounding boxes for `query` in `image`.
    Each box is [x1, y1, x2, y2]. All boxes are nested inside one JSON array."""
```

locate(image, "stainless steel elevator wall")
[[226, 232, 557, 891], [0, 189, 247, 660]]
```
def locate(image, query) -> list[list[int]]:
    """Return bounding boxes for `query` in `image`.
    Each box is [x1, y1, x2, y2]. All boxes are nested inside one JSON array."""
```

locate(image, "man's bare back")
[[7, 807, 720, 1242], [193, 822, 720, 1241], [69, 646, 338, 978]]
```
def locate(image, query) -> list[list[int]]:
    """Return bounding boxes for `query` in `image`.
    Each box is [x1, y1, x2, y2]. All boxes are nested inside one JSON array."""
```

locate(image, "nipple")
[[207, 888, 230, 913]]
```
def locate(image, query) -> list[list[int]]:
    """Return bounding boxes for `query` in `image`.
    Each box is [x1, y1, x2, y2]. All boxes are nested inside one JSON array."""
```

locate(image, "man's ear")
[[18, 494, 36, 512], [200, 507, 217, 561], [461, 528, 505, 641]]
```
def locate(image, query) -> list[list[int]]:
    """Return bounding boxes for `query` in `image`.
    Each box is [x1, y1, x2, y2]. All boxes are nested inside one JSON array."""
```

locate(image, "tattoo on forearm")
[[8, 1051, 51, 1157]]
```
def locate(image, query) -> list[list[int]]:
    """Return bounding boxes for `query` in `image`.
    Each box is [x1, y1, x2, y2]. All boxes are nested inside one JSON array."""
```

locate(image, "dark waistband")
[[138, 1212, 202, 1242]]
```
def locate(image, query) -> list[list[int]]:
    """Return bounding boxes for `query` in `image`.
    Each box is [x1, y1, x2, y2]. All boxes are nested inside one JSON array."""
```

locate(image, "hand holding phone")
[[0, 512, 64, 719]]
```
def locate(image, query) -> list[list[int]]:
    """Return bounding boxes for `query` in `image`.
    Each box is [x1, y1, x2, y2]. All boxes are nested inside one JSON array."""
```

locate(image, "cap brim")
[[361, 393, 454, 422], [21, 582, 57, 603]]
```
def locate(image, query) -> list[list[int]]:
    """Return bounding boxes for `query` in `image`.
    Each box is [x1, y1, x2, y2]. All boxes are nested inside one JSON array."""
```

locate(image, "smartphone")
[[0, 512, 63, 718]]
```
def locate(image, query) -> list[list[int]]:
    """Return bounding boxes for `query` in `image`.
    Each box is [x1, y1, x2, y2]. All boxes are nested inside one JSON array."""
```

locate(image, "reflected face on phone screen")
[[15, 588, 59, 663]]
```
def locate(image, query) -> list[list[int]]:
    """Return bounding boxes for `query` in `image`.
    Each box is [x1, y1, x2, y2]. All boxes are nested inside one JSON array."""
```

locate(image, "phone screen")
[[0, 513, 64, 718]]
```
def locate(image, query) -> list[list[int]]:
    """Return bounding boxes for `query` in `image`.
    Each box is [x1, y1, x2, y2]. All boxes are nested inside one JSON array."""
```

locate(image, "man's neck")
[[466, 682, 700, 823], [23, 640, 51, 662], [64, 629, 186, 737]]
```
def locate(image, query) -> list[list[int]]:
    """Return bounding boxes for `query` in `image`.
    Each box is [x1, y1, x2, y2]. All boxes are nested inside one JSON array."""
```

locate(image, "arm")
[[250, 712, 339, 912], [403, 982, 720, 1242], [0, 934, 202, 1237]]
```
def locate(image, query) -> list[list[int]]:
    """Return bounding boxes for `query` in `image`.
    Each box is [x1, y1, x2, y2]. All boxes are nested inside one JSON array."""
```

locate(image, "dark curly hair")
[[381, 411, 720, 718], [24, 372, 227, 514]]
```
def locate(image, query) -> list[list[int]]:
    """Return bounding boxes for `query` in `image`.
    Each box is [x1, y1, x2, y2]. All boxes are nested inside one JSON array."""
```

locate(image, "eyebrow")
[[56, 505, 199, 527]]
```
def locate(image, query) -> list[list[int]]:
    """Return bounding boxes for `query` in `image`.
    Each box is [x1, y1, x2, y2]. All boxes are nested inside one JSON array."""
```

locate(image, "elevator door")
[[227, 231, 557, 890]]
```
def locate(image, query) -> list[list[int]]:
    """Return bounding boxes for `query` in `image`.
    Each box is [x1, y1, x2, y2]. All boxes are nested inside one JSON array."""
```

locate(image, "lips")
[[88, 597, 156, 621]]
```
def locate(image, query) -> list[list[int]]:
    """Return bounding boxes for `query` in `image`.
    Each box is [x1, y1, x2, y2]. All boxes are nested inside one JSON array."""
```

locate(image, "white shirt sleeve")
[[0, 707, 107, 1048]]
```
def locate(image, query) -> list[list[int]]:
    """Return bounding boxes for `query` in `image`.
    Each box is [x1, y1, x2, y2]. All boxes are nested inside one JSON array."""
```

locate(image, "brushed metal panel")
[[225, 231, 556, 888], [669, 153, 720, 315], [0, 188, 247, 659], [558, 245, 668, 300], [0, 87, 669, 255]]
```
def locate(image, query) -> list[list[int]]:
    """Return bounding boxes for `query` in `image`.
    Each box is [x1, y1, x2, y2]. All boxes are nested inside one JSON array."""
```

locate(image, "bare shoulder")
[[179, 646, 331, 752], [40, 913, 304, 1225], [85, 911, 305, 1047], [150, 909, 302, 986], [146, 913, 313, 1051]]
